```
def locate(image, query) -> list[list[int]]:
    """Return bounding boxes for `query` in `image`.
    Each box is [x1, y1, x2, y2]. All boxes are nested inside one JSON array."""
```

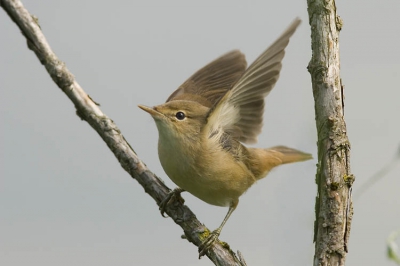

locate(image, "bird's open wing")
[[206, 18, 301, 144], [166, 50, 247, 108]]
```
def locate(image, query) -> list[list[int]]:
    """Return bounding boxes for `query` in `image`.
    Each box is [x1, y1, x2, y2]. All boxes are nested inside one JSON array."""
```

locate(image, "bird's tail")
[[267, 145, 313, 165], [248, 145, 312, 180]]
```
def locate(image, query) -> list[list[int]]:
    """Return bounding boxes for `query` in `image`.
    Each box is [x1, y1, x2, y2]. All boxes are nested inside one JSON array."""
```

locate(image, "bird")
[[138, 17, 311, 257]]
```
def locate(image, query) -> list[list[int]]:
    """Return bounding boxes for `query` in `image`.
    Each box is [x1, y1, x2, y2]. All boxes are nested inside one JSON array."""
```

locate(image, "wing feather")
[[166, 50, 247, 108], [206, 18, 301, 144]]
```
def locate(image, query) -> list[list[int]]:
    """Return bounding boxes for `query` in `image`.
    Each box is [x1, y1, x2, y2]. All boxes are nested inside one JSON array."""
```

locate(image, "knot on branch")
[[335, 15, 343, 31], [307, 63, 327, 84], [46, 60, 75, 90]]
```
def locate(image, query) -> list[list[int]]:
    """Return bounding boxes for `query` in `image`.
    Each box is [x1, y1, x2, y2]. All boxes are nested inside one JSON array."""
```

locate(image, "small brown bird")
[[139, 18, 311, 257]]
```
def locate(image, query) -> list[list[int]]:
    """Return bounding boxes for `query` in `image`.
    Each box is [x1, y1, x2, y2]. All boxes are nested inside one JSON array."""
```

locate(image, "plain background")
[[1, 0, 399, 265]]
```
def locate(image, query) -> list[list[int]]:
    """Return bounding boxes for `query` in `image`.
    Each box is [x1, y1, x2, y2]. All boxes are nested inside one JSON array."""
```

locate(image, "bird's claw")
[[159, 188, 185, 218], [198, 230, 220, 258]]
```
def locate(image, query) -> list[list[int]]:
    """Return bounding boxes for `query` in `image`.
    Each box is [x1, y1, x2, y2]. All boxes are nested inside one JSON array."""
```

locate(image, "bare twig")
[[0, 0, 245, 265], [307, 0, 354, 265], [354, 144, 400, 201]]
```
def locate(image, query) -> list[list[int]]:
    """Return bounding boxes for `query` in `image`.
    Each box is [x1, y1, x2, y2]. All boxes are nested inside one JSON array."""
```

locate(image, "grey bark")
[[0, 0, 246, 265], [307, 0, 354, 265]]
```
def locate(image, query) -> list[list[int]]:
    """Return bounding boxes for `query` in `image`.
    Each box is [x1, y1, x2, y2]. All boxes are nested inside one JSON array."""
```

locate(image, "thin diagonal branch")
[[354, 144, 400, 201], [0, 0, 245, 265]]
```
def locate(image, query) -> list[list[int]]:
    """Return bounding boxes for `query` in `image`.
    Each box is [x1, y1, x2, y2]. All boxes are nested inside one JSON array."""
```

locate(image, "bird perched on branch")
[[139, 17, 311, 258]]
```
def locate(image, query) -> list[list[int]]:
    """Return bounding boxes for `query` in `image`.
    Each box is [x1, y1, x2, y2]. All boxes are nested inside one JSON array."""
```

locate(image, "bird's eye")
[[175, 111, 186, 120]]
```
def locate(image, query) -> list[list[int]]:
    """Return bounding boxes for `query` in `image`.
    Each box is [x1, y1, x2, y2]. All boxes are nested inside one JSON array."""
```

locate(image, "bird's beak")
[[138, 105, 163, 118]]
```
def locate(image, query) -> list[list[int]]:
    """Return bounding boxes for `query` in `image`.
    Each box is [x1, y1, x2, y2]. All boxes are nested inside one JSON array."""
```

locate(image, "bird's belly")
[[159, 147, 255, 207]]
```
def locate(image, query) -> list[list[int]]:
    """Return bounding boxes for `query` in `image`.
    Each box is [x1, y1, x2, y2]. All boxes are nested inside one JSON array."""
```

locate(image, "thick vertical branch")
[[307, 0, 354, 265]]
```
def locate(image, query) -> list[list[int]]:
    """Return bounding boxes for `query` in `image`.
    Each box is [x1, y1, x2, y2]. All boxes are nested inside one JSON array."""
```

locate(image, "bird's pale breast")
[[158, 133, 256, 207]]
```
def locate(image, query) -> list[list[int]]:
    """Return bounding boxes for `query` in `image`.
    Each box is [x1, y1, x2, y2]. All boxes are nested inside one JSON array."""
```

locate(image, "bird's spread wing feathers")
[[166, 50, 247, 108], [206, 18, 301, 144]]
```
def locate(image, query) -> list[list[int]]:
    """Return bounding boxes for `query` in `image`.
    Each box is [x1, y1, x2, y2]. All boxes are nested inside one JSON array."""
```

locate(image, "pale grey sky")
[[1, 1, 399, 265]]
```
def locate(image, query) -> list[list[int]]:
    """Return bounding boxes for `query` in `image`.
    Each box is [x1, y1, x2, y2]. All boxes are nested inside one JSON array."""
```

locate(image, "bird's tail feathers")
[[266, 145, 313, 164]]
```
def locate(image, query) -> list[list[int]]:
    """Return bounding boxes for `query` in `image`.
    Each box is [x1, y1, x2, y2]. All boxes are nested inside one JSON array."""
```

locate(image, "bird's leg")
[[198, 200, 238, 258], [159, 187, 185, 217]]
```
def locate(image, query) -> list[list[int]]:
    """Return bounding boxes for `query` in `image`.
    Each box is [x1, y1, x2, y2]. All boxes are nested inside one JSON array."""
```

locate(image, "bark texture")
[[1, 0, 247, 265], [307, 0, 354, 265]]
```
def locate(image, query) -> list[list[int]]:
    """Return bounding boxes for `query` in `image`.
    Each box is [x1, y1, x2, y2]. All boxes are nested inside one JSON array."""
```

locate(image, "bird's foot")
[[198, 230, 220, 258], [159, 187, 185, 218]]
